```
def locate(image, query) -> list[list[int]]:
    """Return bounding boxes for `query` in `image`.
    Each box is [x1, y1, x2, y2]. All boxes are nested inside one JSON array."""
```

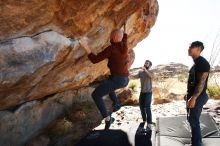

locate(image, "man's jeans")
[[187, 93, 208, 146], [92, 75, 129, 118], [139, 92, 152, 123]]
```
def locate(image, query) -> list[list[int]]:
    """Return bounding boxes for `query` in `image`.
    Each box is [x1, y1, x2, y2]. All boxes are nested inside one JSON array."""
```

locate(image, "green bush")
[[207, 85, 220, 99], [128, 80, 138, 92]]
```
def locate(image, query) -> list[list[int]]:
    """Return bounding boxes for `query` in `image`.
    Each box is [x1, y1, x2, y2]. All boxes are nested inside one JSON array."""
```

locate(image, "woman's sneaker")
[[105, 117, 115, 130]]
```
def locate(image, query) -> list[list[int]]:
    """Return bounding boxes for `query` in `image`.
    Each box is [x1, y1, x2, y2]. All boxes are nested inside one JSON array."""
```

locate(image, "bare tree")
[[208, 31, 220, 96], [209, 31, 220, 67]]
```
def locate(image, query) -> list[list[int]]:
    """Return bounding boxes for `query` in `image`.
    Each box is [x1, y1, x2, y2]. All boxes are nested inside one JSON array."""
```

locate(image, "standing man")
[[186, 41, 210, 146], [79, 29, 129, 129], [132, 60, 154, 129]]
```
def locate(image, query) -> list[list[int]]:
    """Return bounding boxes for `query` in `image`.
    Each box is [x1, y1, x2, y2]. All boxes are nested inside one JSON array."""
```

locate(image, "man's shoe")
[[112, 103, 122, 112], [105, 117, 115, 130]]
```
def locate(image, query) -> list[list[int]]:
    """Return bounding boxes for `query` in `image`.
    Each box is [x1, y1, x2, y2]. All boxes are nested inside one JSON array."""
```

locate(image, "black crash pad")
[[156, 136, 220, 146], [76, 122, 155, 146], [76, 130, 132, 146], [156, 113, 220, 146]]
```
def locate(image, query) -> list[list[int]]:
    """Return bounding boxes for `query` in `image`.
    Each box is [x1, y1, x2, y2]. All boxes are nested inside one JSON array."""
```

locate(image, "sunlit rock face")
[[0, 0, 158, 110], [0, 0, 158, 145]]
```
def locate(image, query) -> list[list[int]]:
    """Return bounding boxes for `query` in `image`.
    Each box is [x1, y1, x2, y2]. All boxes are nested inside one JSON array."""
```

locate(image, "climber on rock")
[[130, 60, 154, 130], [79, 28, 129, 129]]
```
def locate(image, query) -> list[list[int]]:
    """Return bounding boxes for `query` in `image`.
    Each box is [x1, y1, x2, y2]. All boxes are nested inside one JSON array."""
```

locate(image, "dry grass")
[[207, 85, 220, 99], [177, 72, 188, 82], [208, 72, 220, 99]]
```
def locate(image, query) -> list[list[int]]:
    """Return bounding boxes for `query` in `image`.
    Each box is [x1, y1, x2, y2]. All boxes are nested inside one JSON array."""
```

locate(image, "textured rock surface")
[[0, 0, 158, 110], [0, 0, 158, 145], [118, 88, 139, 105], [0, 87, 100, 146]]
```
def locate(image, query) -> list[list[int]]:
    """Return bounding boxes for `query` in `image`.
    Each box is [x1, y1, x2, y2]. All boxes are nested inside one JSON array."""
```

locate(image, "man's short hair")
[[145, 60, 152, 66], [190, 41, 204, 51]]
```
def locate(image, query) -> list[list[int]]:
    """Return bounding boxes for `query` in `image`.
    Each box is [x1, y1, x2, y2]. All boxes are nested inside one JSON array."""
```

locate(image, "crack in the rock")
[[0, 29, 53, 44], [0, 30, 78, 112]]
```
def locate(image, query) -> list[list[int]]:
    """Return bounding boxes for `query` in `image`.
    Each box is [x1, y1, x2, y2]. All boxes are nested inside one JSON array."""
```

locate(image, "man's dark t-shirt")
[[187, 56, 210, 98]]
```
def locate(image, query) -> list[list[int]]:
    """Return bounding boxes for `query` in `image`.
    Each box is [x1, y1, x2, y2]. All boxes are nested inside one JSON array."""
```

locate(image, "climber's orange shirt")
[[88, 34, 129, 76]]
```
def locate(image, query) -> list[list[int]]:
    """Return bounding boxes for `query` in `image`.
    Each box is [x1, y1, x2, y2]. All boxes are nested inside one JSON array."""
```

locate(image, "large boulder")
[[0, 87, 102, 146], [0, 0, 158, 110], [0, 0, 158, 145]]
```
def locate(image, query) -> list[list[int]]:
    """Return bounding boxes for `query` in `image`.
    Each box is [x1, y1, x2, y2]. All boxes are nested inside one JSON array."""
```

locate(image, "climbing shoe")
[[105, 117, 115, 130]]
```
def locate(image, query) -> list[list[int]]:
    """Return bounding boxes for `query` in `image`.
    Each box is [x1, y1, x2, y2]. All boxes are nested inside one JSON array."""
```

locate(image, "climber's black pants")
[[92, 75, 129, 118]]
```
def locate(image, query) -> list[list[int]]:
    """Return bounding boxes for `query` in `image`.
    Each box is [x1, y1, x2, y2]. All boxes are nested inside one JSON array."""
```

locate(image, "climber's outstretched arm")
[[79, 37, 111, 64]]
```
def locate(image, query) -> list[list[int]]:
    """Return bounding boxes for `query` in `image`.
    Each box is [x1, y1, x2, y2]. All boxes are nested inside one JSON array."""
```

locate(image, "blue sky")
[[131, 0, 220, 68]]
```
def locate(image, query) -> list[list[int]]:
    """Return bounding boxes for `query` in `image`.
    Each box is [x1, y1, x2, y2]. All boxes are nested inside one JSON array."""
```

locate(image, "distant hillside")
[[130, 62, 189, 78]]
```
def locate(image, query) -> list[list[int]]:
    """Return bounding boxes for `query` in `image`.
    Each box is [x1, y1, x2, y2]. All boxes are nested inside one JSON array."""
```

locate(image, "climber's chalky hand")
[[79, 37, 91, 54]]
